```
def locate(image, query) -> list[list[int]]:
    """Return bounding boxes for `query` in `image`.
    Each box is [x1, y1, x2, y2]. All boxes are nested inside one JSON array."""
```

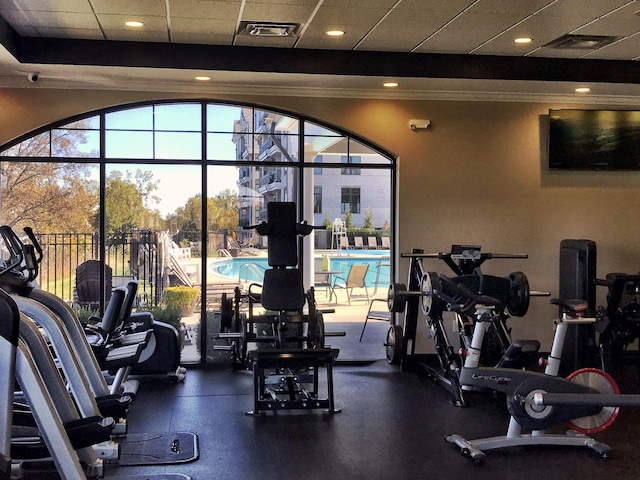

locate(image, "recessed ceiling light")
[[383, 82, 398, 88], [514, 37, 532, 44], [195, 76, 211, 81], [575, 87, 591, 93], [326, 30, 345, 37], [125, 21, 144, 28]]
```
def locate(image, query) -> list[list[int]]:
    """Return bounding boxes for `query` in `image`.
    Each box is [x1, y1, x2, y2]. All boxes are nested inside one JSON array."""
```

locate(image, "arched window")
[[0, 99, 396, 365]]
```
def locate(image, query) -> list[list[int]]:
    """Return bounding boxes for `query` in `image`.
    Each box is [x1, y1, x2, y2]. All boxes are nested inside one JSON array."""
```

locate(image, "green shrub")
[[162, 286, 200, 313]]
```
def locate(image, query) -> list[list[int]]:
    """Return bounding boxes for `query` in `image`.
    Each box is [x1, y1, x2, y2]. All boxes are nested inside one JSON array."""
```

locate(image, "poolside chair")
[[339, 236, 350, 250], [380, 236, 390, 249], [330, 264, 370, 305], [367, 237, 378, 249], [354, 236, 364, 249]]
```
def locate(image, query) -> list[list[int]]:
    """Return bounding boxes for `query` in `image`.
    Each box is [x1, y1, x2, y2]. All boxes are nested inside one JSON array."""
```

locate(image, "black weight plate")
[[307, 311, 326, 349], [388, 283, 407, 313], [385, 324, 404, 365], [507, 271, 530, 317]]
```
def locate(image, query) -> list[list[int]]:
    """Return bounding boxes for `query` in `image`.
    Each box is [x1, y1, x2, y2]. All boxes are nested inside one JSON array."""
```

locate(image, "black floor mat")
[[325, 320, 387, 363], [109, 475, 191, 480], [112, 432, 199, 466]]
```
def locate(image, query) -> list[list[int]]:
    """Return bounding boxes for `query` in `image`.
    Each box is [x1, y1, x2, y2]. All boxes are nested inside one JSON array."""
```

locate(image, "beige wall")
[[1, 87, 640, 348]]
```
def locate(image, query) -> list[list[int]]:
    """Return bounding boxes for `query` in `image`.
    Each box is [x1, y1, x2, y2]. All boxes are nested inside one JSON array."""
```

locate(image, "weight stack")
[[558, 239, 597, 375]]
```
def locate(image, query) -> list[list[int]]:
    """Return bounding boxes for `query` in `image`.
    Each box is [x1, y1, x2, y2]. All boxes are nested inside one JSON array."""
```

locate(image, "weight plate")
[[566, 368, 620, 434], [234, 313, 248, 367], [385, 324, 404, 365], [220, 296, 233, 330], [308, 311, 326, 349], [388, 283, 408, 313], [507, 271, 530, 317], [420, 271, 441, 317]]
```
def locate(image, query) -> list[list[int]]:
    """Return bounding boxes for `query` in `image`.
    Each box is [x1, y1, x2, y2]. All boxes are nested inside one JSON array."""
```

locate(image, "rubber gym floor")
[[104, 320, 640, 480]]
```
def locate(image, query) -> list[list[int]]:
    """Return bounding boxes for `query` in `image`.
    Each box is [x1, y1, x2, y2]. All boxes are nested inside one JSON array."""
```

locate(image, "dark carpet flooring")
[[104, 320, 640, 480]]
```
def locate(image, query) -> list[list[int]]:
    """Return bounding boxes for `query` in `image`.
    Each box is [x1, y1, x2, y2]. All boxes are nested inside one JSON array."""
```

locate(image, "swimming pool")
[[209, 253, 390, 289]]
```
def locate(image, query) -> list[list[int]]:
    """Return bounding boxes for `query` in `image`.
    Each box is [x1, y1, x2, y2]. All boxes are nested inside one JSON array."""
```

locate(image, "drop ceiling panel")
[[90, 0, 166, 16], [321, 0, 398, 8], [240, 3, 318, 23], [582, 35, 640, 60], [97, 14, 167, 32], [169, 0, 241, 20], [414, 12, 533, 54], [18, 11, 99, 30], [356, 29, 438, 52], [540, 0, 632, 20], [573, 15, 640, 37], [312, 6, 389, 26], [467, 0, 554, 15], [171, 18, 237, 35], [105, 29, 169, 43], [392, 0, 477, 13], [3, 0, 94, 13]]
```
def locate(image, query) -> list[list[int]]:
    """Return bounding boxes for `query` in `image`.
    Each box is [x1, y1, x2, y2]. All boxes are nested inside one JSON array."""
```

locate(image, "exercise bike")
[[429, 273, 640, 462]]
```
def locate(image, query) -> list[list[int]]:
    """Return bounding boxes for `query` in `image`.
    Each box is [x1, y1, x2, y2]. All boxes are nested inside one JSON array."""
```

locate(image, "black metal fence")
[[35, 230, 162, 309]]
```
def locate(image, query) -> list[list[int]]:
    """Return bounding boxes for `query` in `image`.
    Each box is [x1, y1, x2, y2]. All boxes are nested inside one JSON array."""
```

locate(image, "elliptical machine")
[[430, 273, 640, 462]]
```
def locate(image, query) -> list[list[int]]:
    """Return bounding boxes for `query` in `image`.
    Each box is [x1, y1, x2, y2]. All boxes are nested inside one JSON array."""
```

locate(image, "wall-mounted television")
[[548, 109, 640, 170]]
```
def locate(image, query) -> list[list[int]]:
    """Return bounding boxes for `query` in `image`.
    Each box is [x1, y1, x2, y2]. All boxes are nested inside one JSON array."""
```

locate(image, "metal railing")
[[34, 230, 162, 309]]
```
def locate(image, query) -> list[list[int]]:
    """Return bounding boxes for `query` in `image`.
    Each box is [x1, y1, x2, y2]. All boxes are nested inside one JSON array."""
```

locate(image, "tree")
[[363, 207, 374, 229], [0, 124, 99, 231], [169, 189, 239, 235], [102, 169, 163, 233], [104, 171, 144, 233], [344, 207, 353, 229]]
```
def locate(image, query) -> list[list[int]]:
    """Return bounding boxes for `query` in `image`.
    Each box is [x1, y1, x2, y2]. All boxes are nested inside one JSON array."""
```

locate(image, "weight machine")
[[386, 245, 539, 407], [223, 202, 341, 415]]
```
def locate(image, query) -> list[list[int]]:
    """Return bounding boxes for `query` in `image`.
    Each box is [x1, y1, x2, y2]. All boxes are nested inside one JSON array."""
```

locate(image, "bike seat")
[[549, 297, 588, 313]]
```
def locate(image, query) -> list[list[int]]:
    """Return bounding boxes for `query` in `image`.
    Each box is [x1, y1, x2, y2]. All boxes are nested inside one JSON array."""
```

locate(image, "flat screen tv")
[[548, 109, 640, 170]]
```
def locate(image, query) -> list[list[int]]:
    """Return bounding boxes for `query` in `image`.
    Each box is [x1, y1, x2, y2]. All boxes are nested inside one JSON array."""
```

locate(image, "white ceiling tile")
[[21, 11, 99, 29], [2, 0, 94, 13], [90, 0, 166, 16], [97, 14, 167, 31], [393, 0, 477, 12], [168, 0, 240, 19], [171, 17, 236, 35], [312, 6, 389, 25], [104, 29, 169, 42], [240, 3, 318, 23], [582, 35, 640, 60]]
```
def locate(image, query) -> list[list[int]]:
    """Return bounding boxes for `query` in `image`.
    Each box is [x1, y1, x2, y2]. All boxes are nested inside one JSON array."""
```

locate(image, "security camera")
[[27, 73, 39, 83]]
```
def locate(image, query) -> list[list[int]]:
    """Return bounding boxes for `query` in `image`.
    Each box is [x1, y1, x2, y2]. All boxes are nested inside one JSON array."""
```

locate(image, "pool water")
[[210, 253, 390, 289]]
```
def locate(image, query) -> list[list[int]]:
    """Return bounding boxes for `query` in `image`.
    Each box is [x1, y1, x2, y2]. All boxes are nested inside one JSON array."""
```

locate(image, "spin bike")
[[431, 273, 640, 462], [386, 245, 536, 407]]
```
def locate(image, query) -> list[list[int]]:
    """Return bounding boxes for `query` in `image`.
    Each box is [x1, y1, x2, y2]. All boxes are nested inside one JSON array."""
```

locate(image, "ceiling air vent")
[[543, 34, 621, 50], [237, 21, 300, 37]]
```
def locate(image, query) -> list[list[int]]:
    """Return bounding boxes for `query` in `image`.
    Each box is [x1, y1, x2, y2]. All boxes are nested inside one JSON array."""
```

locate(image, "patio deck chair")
[[380, 236, 390, 249], [330, 264, 370, 305], [354, 236, 364, 249], [367, 237, 378, 249]]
